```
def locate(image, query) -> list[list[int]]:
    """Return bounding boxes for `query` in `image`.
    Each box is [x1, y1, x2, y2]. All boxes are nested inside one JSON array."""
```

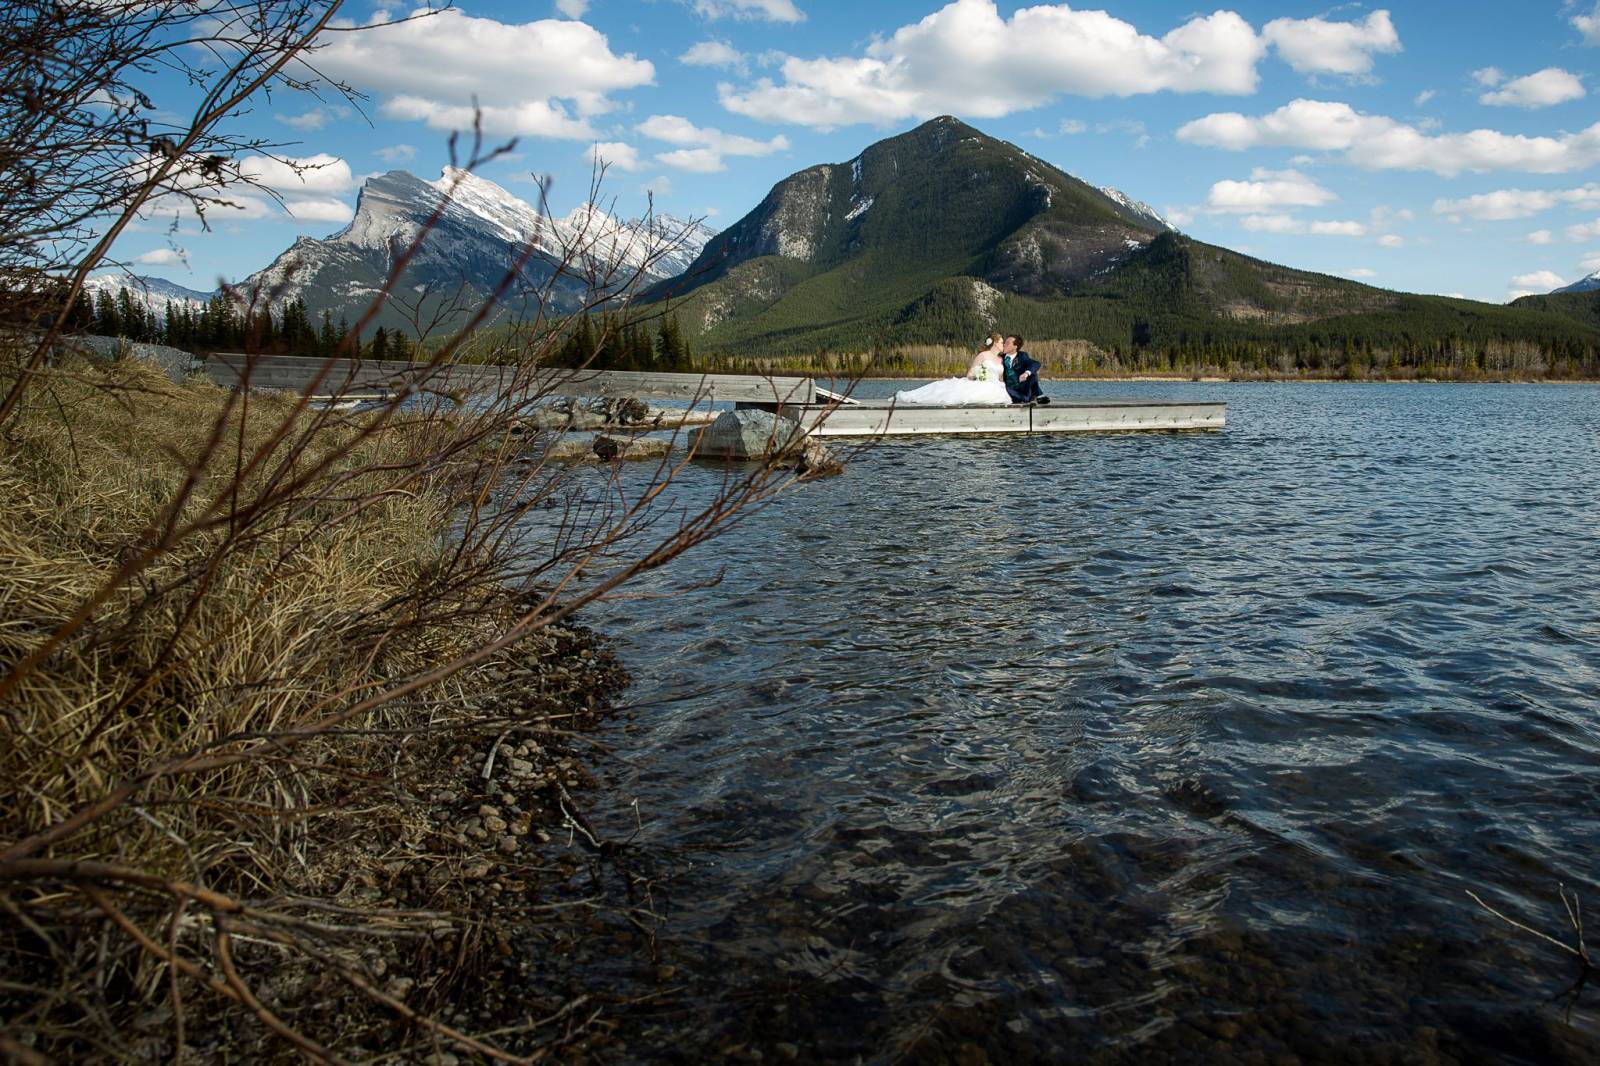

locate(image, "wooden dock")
[[199, 355, 1223, 436], [777, 398, 1225, 436]]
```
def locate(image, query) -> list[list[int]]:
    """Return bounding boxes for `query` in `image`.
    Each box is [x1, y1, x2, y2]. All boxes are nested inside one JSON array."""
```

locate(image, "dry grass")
[[0, 357, 460, 885], [0, 339, 768, 1060]]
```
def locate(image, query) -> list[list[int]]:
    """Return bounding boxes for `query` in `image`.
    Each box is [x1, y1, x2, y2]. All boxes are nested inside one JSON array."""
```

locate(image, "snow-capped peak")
[[1098, 185, 1176, 232], [1554, 269, 1600, 294]]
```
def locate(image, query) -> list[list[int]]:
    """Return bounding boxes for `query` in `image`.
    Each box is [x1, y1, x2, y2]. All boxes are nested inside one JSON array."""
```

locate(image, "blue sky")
[[118, 1, 1600, 302]]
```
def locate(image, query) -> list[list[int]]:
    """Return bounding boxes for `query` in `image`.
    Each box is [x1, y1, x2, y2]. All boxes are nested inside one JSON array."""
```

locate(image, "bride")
[[893, 331, 1010, 405]]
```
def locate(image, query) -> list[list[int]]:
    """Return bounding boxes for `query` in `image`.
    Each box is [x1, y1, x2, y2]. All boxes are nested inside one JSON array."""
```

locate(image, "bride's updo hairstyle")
[[984, 331, 1003, 349]]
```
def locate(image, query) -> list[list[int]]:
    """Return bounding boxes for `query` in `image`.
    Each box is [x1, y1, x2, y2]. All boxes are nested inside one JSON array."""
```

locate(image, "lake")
[[531, 381, 1600, 1062]]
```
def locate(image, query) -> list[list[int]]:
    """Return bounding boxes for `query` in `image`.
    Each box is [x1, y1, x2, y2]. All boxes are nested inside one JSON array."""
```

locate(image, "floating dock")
[[763, 397, 1224, 436], [201, 355, 1223, 436]]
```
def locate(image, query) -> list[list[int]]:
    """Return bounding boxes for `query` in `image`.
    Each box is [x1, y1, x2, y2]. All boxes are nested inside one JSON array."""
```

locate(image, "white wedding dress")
[[893, 358, 1010, 405]]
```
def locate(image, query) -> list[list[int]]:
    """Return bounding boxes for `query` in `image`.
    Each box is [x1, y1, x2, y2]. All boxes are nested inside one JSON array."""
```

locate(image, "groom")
[[1001, 335, 1049, 405]]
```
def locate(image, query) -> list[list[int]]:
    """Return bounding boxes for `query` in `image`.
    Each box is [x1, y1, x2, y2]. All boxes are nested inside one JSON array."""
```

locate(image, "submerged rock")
[[545, 433, 672, 463]]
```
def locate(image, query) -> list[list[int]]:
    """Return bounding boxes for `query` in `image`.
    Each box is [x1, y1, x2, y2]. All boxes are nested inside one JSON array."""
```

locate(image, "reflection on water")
[[528, 382, 1600, 1062]]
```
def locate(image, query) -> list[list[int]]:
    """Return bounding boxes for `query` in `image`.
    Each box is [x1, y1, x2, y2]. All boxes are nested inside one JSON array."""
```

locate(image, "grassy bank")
[[0, 348, 722, 1060]]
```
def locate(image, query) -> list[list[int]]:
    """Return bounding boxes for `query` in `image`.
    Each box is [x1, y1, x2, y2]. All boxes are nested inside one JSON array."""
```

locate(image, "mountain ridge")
[[640, 116, 1599, 369]]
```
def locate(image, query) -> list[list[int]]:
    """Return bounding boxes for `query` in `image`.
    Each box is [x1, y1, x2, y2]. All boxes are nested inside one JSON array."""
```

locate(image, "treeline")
[[544, 312, 697, 371], [58, 287, 419, 359]]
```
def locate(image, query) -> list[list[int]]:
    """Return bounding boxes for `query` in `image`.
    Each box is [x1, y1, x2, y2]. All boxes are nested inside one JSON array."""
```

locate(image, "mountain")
[[1096, 186, 1175, 233], [1554, 270, 1600, 294], [239, 167, 716, 333], [83, 273, 212, 320], [643, 116, 1599, 365]]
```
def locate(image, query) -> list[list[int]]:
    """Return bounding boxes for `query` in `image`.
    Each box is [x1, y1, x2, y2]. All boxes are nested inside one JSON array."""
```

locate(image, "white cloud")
[[1508, 269, 1566, 298], [555, 0, 589, 17], [1567, 218, 1600, 241], [692, 0, 804, 22], [1239, 213, 1302, 233], [1377, 234, 1405, 248], [278, 110, 328, 130], [237, 154, 354, 196], [1343, 268, 1377, 278], [1060, 119, 1088, 135], [1432, 184, 1600, 220], [1527, 229, 1555, 244], [1479, 68, 1586, 109], [1573, 4, 1600, 45], [637, 114, 788, 171], [1164, 207, 1195, 227], [1414, 89, 1436, 105], [656, 148, 726, 173], [1580, 250, 1600, 271], [133, 248, 187, 266], [284, 198, 355, 223], [681, 40, 748, 72], [1177, 98, 1600, 176], [718, 0, 1264, 129], [1473, 67, 1504, 88], [312, 10, 653, 141], [1237, 213, 1364, 235], [588, 141, 642, 172], [376, 144, 417, 164], [1205, 167, 1336, 212], [1262, 10, 1401, 77]]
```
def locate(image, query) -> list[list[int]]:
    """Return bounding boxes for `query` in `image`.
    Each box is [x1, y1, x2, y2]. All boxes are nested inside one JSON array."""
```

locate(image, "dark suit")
[[1002, 350, 1043, 403]]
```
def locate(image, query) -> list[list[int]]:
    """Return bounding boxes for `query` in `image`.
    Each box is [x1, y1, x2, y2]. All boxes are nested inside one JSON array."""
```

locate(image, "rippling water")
[[531, 382, 1600, 1062]]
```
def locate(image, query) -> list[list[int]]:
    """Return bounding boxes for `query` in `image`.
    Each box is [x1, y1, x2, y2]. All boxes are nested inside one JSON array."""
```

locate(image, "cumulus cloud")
[[311, 9, 652, 140], [278, 110, 329, 130], [1310, 219, 1367, 236], [1432, 184, 1600, 220], [681, 40, 748, 72], [1573, 4, 1600, 45], [588, 141, 642, 172], [1377, 234, 1405, 248], [692, 0, 804, 22], [555, 0, 589, 17], [637, 114, 788, 172], [1414, 89, 1436, 105], [1177, 98, 1600, 175], [284, 198, 356, 223], [1527, 229, 1555, 244], [1343, 268, 1377, 278], [1238, 214, 1365, 235], [718, 0, 1264, 129], [237, 154, 354, 197], [1508, 269, 1566, 298], [376, 144, 417, 164], [1479, 68, 1586, 108], [1262, 10, 1401, 77], [133, 248, 187, 266], [1580, 250, 1600, 271], [1205, 167, 1336, 212], [1567, 218, 1600, 241]]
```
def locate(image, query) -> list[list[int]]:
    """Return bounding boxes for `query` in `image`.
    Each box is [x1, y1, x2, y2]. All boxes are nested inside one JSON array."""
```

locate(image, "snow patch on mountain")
[[1554, 270, 1600, 294], [82, 273, 213, 321], [1098, 186, 1176, 232]]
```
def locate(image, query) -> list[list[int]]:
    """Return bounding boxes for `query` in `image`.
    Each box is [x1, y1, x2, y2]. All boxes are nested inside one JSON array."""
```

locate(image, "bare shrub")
[[0, 4, 824, 1060]]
